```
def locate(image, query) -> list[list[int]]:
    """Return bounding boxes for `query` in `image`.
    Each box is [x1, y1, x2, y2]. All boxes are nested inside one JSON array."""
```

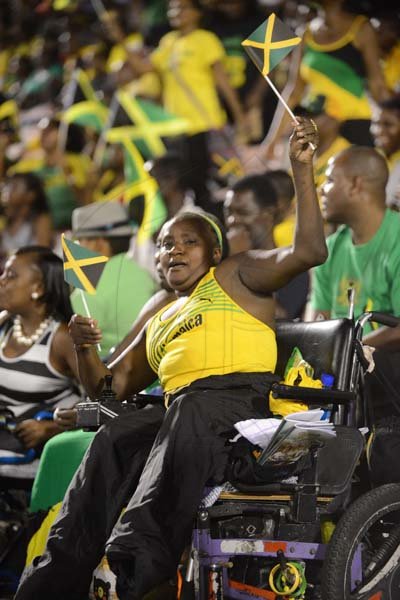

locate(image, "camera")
[[75, 375, 163, 430]]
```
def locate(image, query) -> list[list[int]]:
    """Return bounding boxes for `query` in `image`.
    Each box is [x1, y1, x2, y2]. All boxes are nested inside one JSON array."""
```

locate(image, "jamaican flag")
[[62, 69, 108, 132], [242, 13, 301, 76], [121, 138, 167, 244], [62, 234, 108, 294], [105, 90, 188, 158]]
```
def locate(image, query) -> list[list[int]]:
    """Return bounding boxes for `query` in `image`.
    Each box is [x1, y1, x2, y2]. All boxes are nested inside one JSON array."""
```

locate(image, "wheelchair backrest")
[[275, 319, 354, 390]]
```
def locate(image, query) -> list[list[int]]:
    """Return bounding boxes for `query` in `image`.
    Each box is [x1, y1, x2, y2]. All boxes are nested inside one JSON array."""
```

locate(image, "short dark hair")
[[107, 236, 131, 255], [266, 170, 295, 204], [148, 152, 188, 190], [231, 174, 278, 211], [15, 246, 73, 323], [378, 95, 400, 113]]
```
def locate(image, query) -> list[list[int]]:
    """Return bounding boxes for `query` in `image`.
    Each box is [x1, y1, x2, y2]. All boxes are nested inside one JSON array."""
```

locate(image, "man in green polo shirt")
[[308, 145, 400, 420]]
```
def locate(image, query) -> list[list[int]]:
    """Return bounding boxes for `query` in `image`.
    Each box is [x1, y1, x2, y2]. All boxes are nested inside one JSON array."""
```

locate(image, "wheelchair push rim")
[[321, 484, 400, 600]]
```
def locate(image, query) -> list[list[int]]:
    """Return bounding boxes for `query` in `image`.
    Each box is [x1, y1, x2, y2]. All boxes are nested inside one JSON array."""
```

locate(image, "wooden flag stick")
[[91, 0, 107, 19], [265, 74, 316, 151], [79, 289, 102, 353]]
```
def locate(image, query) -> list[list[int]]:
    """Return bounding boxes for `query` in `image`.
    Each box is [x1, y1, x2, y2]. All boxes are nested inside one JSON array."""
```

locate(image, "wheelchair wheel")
[[321, 483, 400, 600]]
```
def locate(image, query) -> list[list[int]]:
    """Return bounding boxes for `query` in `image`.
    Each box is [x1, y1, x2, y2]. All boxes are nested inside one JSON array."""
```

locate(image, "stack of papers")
[[234, 409, 336, 466]]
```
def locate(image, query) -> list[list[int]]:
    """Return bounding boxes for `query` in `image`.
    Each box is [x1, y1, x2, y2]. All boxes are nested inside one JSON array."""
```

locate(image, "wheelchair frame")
[[187, 312, 400, 600]]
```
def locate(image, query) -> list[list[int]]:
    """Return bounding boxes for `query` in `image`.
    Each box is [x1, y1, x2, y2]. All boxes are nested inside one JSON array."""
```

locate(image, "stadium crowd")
[[0, 0, 399, 598]]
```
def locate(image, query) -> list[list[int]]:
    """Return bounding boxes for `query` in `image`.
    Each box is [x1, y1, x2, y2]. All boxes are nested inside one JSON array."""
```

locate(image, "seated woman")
[[16, 119, 326, 600], [0, 246, 82, 463]]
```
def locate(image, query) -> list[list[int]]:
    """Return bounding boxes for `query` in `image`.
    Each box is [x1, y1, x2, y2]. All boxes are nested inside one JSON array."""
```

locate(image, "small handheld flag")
[[242, 13, 301, 78], [242, 13, 312, 146], [62, 234, 108, 295], [62, 234, 109, 352]]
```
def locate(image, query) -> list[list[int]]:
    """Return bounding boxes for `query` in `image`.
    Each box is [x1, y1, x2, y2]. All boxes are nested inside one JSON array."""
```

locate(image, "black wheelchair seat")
[[275, 318, 354, 389]]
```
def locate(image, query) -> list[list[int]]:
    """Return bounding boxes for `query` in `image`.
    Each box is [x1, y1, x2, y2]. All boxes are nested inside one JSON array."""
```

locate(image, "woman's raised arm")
[[230, 118, 327, 294]]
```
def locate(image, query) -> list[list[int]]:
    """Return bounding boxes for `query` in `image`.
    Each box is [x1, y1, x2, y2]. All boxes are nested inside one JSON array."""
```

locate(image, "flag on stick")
[[121, 139, 167, 243], [61, 69, 108, 132], [242, 14, 313, 145], [242, 13, 301, 77], [62, 234, 108, 295], [105, 90, 189, 158]]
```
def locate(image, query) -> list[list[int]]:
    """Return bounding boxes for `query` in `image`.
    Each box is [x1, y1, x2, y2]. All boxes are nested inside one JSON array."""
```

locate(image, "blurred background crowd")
[[0, 0, 398, 272]]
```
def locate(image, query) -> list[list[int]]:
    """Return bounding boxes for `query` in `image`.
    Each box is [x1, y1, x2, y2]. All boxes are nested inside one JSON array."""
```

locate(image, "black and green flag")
[[242, 13, 301, 76], [62, 234, 108, 294]]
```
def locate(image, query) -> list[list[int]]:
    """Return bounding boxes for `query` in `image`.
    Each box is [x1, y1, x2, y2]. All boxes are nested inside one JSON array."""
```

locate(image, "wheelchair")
[[183, 312, 400, 600]]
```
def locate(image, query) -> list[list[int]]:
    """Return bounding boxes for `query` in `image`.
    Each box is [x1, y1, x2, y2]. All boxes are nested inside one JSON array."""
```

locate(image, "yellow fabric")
[[150, 29, 226, 135], [301, 16, 371, 121], [274, 214, 295, 248], [304, 15, 366, 53], [269, 365, 323, 417], [382, 43, 400, 93], [146, 267, 277, 394], [8, 154, 92, 188], [26, 502, 62, 567], [300, 65, 371, 121], [314, 136, 351, 193], [388, 149, 400, 171]]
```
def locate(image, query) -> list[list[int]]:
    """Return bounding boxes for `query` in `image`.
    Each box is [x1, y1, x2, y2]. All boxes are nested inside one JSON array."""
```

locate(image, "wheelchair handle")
[[271, 383, 355, 405], [357, 311, 400, 329]]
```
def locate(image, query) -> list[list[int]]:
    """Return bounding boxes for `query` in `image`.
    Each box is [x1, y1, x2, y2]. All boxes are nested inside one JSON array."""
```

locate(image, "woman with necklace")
[[0, 246, 82, 452]]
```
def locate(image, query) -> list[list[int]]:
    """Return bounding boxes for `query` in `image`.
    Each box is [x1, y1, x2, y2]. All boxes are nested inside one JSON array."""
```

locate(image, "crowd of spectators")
[[0, 0, 400, 596]]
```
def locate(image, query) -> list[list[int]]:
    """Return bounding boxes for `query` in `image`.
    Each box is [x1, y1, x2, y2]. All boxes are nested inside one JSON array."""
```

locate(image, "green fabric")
[[63, 236, 108, 294], [310, 210, 400, 333], [36, 165, 78, 229], [71, 253, 156, 358], [242, 15, 301, 75], [29, 430, 95, 512], [302, 48, 365, 98]]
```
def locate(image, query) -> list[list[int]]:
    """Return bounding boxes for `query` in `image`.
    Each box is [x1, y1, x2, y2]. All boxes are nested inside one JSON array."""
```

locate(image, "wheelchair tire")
[[321, 483, 400, 600]]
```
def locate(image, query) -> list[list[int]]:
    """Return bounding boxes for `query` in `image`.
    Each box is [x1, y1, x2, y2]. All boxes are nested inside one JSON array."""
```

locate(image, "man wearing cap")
[[70, 201, 156, 358]]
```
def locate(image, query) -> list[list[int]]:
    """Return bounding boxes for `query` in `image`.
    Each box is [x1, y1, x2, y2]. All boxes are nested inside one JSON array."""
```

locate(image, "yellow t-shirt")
[[146, 268, 277, 394], [382, 42, 400, 93], [274, 213, 295, 248], [150, 29, 226, 135]]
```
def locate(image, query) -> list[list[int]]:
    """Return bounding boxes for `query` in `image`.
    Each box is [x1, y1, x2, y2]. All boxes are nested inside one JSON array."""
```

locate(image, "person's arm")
[[107, 288, 175, 360], [363, 326, 400, 351], [356, 20, 390, 103], [231, 118, 327, 294], [15, 322, 80, 448], [100, 12, 154, 77], [212, 60, 247, 138], [69, 315, 157, 400]]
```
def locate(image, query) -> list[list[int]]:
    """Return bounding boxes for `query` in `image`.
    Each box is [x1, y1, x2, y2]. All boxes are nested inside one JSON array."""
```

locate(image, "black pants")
[[106, 372, 274, 599], [15, 403, 165, 600]]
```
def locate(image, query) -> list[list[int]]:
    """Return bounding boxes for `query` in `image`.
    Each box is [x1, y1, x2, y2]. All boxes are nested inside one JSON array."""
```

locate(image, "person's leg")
[[106, 374, 272, 600], [15, 403, 165, 600]]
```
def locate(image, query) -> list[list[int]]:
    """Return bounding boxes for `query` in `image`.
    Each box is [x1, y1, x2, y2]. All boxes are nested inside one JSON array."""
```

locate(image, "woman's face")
[[158, 219, 219, 293], [0, 254, 42, 314], [1, 178, 31, 218]]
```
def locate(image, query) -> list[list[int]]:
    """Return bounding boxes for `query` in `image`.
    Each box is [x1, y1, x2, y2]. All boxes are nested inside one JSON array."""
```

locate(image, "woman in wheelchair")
[[0, 246, 82, 462], [16, 118, 327, 600]]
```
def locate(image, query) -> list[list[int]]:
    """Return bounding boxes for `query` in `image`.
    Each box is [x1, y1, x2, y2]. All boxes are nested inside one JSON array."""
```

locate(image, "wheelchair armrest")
[[271, 383, 355, 405]]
